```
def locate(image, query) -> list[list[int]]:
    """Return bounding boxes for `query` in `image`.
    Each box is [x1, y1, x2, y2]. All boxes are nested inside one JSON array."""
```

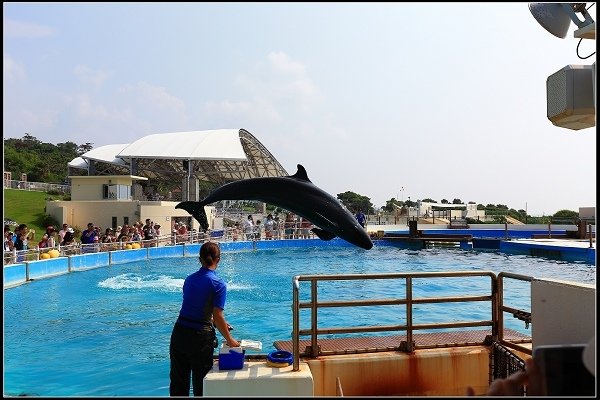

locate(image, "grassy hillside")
[[3, 189, 64, 237]]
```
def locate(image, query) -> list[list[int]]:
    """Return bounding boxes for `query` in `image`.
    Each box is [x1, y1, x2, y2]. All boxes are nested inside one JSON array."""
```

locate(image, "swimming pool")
[[3, 245, 595, 396]]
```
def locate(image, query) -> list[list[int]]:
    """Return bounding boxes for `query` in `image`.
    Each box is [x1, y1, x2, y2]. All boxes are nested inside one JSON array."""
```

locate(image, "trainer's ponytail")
[[200, 241, 221, 267]]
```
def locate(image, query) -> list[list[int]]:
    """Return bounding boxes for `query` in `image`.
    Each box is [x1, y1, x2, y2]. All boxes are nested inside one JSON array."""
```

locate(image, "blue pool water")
[[3, 245, 596, 396]]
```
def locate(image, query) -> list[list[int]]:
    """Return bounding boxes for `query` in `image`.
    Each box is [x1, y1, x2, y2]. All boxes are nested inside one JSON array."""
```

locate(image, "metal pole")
[[406, 277, 413, 352], [311, 280, 318, 358], [589, 223, 593, 248], [292, 277, 300, 371]]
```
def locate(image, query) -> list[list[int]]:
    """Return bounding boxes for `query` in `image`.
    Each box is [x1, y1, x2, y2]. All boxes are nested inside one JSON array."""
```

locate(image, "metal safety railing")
[[497, 272, 533, 356], [490, 341, 526, 393], [290, 271, 529, 371], [4, 231, 212, 265], [3, 226, 322, 266]]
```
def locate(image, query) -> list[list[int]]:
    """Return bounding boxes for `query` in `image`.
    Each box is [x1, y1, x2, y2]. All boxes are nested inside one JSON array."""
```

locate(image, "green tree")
[[552, 209, 578, 223], [77, 142, 94, 155], [383, 198, 402, 212], [4, 134, 83, 183], [337, 191, 373, 214]]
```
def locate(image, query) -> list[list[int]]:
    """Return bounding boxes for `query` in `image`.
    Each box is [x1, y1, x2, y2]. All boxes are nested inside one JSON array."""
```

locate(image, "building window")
[[102, 184, 132, 200]]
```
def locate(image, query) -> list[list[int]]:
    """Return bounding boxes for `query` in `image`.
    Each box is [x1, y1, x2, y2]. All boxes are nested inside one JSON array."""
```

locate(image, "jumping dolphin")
[[176, 164, 373, 250]]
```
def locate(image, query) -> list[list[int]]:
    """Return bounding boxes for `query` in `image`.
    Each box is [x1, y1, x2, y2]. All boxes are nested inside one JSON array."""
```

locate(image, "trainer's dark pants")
[[169, 323, 217, 396]]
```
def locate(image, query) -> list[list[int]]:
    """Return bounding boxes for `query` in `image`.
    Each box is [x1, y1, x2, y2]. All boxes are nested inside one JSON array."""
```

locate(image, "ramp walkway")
[[274, 329, 531, 356], [505, 216, 524, 225]]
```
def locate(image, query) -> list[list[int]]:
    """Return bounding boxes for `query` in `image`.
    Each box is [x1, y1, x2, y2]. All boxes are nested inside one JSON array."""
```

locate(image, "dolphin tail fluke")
[[176, 201, 209, 231], [311, 228, 336, 241]]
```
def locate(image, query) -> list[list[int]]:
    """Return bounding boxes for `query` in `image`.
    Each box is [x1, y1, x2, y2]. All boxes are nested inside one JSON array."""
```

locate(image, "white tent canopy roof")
[[81, 144, 130, 165], [117, 129, 247, 161], [70, 128, 287, 184], [67, 156, 88, 170]]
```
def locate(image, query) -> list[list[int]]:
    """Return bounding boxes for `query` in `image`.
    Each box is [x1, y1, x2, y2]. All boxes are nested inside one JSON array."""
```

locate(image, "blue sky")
[[3, 2, 596, 216]]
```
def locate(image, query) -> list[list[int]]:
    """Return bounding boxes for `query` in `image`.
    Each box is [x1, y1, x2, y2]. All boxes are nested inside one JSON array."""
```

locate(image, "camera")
[[533, 343, 596, 396]]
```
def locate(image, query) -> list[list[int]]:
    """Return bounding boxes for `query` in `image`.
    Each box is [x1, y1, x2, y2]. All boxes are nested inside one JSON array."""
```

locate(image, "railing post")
[[310, 279, 318, 358], [492, 274, 499, 341], [406, 277, 413, 352], [292, 277, 300, 372], [589, 224, 593, 248]]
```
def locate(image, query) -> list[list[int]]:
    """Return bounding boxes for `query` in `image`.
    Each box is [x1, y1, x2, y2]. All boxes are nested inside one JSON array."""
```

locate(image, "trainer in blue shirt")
[[169, 241, 239, 397]]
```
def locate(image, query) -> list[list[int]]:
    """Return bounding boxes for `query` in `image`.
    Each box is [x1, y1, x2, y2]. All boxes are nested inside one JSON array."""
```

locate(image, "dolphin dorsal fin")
[[291, 164, 311, 183]]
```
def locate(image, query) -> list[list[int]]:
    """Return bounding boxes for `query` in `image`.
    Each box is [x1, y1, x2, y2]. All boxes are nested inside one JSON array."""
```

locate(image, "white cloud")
[[74, 65, 109, 88], [203, 51, 321, 128], [119, 82, 186, 113], [201, 99, 281, 124], [3, 18, 55, 38], [235, 51, 320, 105], [267, 51, 318, 98], [3, 53, 26, 82], [11, 82, 191, 145], [73, 93, 109, 119], [12, 108, 58, 132]]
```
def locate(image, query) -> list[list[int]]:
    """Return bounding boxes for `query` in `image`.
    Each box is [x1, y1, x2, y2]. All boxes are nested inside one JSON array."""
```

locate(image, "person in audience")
[[177, 222, 189, 242], [61, 227, 75, 246], [14, 224, 29, 251], [300, 217, 312, 239], [45, 226, 57, 247], [4, 231, 15, 252], [264, 214, 274, 240], [4, 231, 15, 264], [243, 215, 254, 240], [38, 234, 51, 249], [254, 219, 262, 240], [143, 219, 156, 243], [131, 227, 142, 242], [81, 223, 98, 245], [273, 216, 281, 239], [284, 213, 295, 239], [58, 223, 69, 242], [117, 226, 131, 243]]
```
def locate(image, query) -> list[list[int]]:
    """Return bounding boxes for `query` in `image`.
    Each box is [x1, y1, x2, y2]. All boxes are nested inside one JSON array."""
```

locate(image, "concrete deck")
[[369, 224, 595, 264]]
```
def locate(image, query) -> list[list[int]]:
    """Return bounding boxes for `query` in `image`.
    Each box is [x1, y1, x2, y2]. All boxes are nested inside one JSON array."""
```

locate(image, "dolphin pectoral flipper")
[[176, 201, 209, 231], [311, 228, 336, 241]]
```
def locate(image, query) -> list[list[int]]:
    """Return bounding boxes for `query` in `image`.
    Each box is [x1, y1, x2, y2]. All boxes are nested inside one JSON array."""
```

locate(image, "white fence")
[[4, 179, 70, 194]]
